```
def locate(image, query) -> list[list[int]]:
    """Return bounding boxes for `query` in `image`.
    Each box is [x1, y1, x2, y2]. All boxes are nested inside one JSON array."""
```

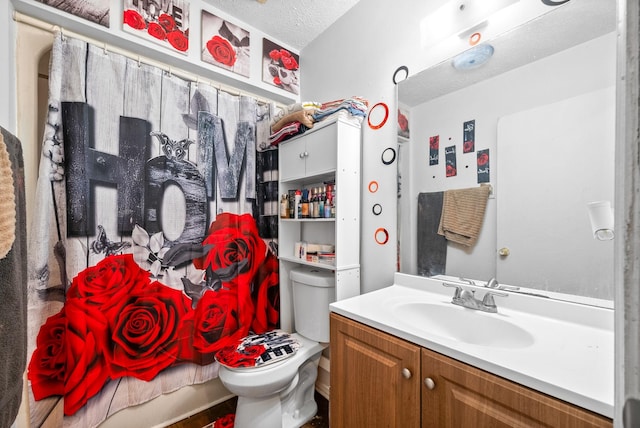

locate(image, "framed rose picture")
[[397, 106, 410, 139], [262, 39, 299, 95], [201, 11, 250, 77], [37, 0, 110, 27], [122, 0, 190, 54]]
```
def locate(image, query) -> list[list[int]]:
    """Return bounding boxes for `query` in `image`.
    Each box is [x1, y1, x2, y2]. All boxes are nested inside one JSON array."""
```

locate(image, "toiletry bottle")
[[301, 189, 310, 218], [280, 194, 288, 218], [318, 186, 325, 218], [288, 190, 295, 218], [312, 187, 319, 218], [295, 189, 301, 219], [330, 184, 336, 218], [324, 184, 332, 218]]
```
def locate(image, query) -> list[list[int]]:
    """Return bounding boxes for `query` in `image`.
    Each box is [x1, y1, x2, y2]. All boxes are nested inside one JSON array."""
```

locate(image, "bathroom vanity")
[[329, 273, 613, 427]]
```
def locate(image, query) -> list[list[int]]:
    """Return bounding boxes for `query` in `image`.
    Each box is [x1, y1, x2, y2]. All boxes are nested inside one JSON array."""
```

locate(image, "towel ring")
[[368, 102, 389, 130], [374, 227, 389, 245]]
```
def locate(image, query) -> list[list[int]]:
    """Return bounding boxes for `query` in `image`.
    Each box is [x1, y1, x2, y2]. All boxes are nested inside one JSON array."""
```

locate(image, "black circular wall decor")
[[392, 65, 409, 85], [381, 147, 396, 165], [372, 204, 382, 215], [541, 0, 570, 5]]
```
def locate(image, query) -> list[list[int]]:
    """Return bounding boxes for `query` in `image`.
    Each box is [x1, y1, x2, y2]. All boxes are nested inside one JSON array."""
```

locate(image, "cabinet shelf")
[[279, 256, 336, 269], [278, 118, 362, 332], [280, 170, 336, 186], [280, 217, 335, 223]]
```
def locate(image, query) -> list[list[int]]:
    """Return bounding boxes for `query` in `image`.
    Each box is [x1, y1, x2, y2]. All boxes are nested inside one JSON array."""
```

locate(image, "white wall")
[[301, 0, 441, 293], [301, 0, 617, 294]]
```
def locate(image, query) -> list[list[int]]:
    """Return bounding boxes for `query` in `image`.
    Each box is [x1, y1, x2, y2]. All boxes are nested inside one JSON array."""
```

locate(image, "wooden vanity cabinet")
[[330, 313, 612, 428], [330, 313, 421, 428], [422, 347, 611, 428]]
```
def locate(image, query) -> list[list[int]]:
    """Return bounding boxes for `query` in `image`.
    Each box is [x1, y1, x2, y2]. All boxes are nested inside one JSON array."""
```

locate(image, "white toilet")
[[218, 266, 335, 428]]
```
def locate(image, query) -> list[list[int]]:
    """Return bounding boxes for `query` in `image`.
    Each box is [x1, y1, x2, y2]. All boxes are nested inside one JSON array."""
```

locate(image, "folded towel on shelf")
[[438, 185, 491, 247], [270, 109, 316, 134], [417, 192, 447, 276]]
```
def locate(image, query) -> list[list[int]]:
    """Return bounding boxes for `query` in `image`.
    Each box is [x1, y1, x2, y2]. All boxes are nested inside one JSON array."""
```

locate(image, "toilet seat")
[[217, 333, 325, 396], [216, 330, 300, 370]]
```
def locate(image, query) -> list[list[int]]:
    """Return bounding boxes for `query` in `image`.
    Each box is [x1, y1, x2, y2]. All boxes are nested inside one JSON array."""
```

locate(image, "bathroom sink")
[[392, 302, 535, 349]]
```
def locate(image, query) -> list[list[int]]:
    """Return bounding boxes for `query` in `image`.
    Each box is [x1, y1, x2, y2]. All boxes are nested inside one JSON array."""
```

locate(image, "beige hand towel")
[[0, 132, 15, 259], [437, 185, 491, 247]]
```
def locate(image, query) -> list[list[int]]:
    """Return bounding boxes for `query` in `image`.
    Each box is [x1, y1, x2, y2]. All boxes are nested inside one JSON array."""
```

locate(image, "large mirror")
[[397, 0, 616, 304]]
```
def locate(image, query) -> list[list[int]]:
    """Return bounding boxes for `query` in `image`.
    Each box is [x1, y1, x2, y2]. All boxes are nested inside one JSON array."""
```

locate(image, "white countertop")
[[330, 273, 614, 418]]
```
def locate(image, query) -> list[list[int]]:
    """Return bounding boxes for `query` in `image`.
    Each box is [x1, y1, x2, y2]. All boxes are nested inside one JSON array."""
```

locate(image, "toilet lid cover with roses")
[[215, 330, 300, 369]]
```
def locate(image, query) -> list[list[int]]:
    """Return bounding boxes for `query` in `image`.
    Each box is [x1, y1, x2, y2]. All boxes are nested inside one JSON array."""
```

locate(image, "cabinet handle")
[[424, 377, 436, 390], [304, 151, 309, 157], [402, 368, 412, 379], [299, 152, 305, 159]]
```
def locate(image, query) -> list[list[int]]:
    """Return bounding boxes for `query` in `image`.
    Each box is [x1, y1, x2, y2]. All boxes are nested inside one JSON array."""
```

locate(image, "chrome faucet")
[[486, 278, 499, 288], [443, 282, 508, 313], [485, 277, 520, 291]]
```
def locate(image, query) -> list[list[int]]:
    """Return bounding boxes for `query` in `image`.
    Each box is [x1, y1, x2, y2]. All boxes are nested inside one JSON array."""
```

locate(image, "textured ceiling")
[[201, 0, 362, 51]]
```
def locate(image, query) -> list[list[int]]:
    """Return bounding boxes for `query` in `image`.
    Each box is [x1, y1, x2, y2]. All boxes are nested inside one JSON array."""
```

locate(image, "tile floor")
[[165, 392, 329, 428]]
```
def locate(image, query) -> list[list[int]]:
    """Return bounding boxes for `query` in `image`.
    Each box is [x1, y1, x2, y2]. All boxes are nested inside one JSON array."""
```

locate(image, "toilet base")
[[232, 355, 321, 428]]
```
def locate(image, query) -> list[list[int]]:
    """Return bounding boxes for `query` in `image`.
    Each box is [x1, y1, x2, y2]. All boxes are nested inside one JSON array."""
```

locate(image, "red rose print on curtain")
[[103, 280, 193, 381], [194, 212, 267, 287], [28, 211, 279, 415]]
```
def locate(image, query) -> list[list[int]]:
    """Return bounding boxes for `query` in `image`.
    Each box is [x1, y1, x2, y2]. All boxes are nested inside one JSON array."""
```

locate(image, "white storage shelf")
[[278, 117, 361, 332]]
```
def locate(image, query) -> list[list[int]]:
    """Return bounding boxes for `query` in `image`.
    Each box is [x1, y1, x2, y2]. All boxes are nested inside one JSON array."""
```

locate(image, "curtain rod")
[[12, 11, 283, 108]]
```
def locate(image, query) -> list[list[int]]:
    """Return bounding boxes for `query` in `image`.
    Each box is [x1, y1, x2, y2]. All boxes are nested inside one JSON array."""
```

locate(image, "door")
[[330, 313, 420, 428]]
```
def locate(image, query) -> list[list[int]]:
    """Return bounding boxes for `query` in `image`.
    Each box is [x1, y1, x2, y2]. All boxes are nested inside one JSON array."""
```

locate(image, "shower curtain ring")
[[137, 56, 141, 68], [103, 43, 108, 55]]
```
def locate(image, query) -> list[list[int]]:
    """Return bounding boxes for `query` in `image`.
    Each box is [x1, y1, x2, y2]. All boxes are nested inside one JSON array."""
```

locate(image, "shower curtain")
[[26, 32, 279, 427]]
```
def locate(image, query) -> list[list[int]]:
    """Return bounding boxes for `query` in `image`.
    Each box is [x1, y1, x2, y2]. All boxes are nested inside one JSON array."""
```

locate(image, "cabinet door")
[[330, 313, 421, 428], [421, 348, 612, 428], [304, 124, 337, 177], [279, 137, 307, 181]]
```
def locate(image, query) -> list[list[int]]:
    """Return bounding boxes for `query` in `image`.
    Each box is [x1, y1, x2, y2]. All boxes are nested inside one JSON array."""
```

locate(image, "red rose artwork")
[[477, 148, 490, 183], [122, 0, 190, 54], [263, 38, 300, 95], [398, 108, 410, 139], [147, 22, 167, 40], [206, 35, 237, 66], [201, 11, 250, 77]]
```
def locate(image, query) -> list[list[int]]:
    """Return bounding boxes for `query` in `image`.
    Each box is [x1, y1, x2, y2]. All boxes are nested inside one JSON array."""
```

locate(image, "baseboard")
[[315, 355, 330, 400]]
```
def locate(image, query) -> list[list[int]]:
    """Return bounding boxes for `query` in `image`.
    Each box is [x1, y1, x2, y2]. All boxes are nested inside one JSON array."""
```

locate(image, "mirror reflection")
[[397, 0, 616, 303]]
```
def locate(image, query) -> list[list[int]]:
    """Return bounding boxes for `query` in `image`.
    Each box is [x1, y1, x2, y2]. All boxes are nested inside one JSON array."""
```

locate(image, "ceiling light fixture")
[[421, 0, 519, 48], [451, 43, 494, 70]]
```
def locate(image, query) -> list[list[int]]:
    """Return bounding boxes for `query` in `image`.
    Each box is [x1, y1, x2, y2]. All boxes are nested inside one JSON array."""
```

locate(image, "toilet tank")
[[290, 267, 336, 343]]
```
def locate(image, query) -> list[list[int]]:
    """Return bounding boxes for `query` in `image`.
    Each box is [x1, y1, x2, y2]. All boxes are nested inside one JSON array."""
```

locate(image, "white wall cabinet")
[[278, 117, 361, 332]]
